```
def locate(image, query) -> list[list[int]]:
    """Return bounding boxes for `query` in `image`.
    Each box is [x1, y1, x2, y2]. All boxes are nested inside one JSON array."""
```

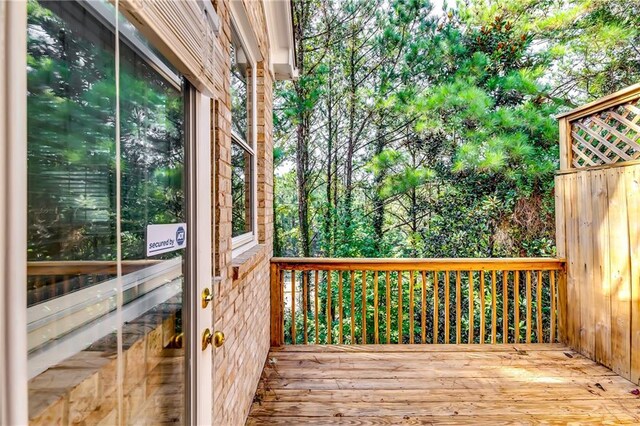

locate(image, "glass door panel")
[[26, 1, 187, 424]]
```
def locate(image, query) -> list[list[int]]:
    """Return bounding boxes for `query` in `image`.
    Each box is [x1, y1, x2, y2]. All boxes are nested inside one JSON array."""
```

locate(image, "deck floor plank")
[[247, 344, 640, 425]]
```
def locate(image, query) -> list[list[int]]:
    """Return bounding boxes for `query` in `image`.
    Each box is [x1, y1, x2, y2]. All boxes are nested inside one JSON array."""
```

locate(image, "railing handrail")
[[271, 257, 565, 271]]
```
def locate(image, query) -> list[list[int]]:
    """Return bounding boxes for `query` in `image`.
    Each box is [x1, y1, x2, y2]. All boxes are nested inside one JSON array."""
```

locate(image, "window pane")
[[27, 0, 117, 305], [231, 140, 253, 237], [230, 31, 248, 140]]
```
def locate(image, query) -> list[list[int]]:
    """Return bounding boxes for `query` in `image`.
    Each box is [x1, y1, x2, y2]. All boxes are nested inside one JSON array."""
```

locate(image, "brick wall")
[[212, 1, 274, 424]]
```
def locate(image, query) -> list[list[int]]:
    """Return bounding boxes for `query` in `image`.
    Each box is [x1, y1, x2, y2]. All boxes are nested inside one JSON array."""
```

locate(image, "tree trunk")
[[372, 120, 386, 255], [344, 23, 357, 237], [324, 60, 334, 257]]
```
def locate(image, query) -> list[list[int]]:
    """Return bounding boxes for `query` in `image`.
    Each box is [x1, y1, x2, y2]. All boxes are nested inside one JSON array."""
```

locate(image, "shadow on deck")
[[247, 344, 640, 425]]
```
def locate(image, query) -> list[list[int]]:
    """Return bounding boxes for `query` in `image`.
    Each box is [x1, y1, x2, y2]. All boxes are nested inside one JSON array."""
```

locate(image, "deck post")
[[270, 262, 284, 346]]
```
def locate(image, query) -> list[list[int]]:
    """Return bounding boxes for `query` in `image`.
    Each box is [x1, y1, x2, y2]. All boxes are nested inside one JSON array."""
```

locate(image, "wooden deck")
[[247, 344, 640, 425]]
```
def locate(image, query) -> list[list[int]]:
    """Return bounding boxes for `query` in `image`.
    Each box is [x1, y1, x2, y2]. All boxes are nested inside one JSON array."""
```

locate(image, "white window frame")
[[229, 14, 259, 258]]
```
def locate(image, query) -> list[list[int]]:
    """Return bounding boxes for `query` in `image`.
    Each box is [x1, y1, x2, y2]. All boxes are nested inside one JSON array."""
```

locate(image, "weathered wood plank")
[[591, 169, 611, 367], [607, 168, 631, 379], [577, 170, 595, 358], [256, 387, 639, 403], [271, 343, 569, 353], [248, 414, 640, 426], [626, 165, 640, 384], [248, 399, 639, 418], [565, 173, 581, 349]]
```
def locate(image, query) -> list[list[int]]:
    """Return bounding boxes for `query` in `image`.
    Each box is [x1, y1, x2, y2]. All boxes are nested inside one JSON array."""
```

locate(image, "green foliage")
[[274, 0, 640, 261]]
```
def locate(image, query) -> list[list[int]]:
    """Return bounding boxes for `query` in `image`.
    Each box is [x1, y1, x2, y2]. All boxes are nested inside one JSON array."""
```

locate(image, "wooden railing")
[[270, 258, 566, 346]]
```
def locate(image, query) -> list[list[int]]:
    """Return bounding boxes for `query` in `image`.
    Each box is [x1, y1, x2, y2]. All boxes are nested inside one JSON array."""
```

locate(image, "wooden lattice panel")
[[570, 99, 640, 168]]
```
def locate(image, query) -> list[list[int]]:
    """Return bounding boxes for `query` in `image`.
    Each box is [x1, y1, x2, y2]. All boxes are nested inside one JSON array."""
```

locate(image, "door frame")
[[185, 84, 215, 425], [1, 1, 28, 425]]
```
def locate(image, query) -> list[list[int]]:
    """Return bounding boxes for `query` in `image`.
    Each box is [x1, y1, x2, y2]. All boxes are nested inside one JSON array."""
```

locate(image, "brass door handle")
[[201, 287, 213, 309], [202, 329, 225, 350]]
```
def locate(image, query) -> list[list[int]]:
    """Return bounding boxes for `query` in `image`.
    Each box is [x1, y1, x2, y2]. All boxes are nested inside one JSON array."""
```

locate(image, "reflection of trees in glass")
[[27, 0, 183, 262], [230, 42, 248, 139], [231, 141, 252, 237]]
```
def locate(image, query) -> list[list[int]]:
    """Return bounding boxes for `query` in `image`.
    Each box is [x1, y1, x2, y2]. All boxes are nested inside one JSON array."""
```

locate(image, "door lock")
[[201, 287, 213, 309], [202, 328, 225, 350]]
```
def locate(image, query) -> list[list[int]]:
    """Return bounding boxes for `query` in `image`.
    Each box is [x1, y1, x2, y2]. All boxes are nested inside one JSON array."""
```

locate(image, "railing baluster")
[[338, 271, 344, 344], [445, 271, 450, 344], [327, 271, 332, 344], [551, 271, 557, 343], [432, 271, 437, 344], [422, 271, 427, 344], [456, 271, 461, 344], [491, 270, 497, 344], [374, 271, 379, 344], [291, 271, 296, 344], [480, 270, 485, 344], [469, 271, 474, 343], [303, 271, 308, 344], [526, 270, 532, 344], [315, 270, 319, 343], [350, 271, 355, 344], [409, 271, 415, 344], [398, 271, 403, 344], [515, 270, 520, 343], [537, 270, 543, 342], [280, 269, 285, 344], [362, 271, 367, 344], [386, 271, 391, 344], [503, 270, 508, 344]]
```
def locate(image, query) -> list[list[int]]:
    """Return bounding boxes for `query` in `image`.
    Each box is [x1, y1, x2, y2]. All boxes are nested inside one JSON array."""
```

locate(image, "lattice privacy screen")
[[570, 99, 640, 168]]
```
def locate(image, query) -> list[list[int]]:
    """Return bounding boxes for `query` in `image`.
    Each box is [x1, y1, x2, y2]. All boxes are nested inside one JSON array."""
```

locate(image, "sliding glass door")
[[26, 1, 191, 423]]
